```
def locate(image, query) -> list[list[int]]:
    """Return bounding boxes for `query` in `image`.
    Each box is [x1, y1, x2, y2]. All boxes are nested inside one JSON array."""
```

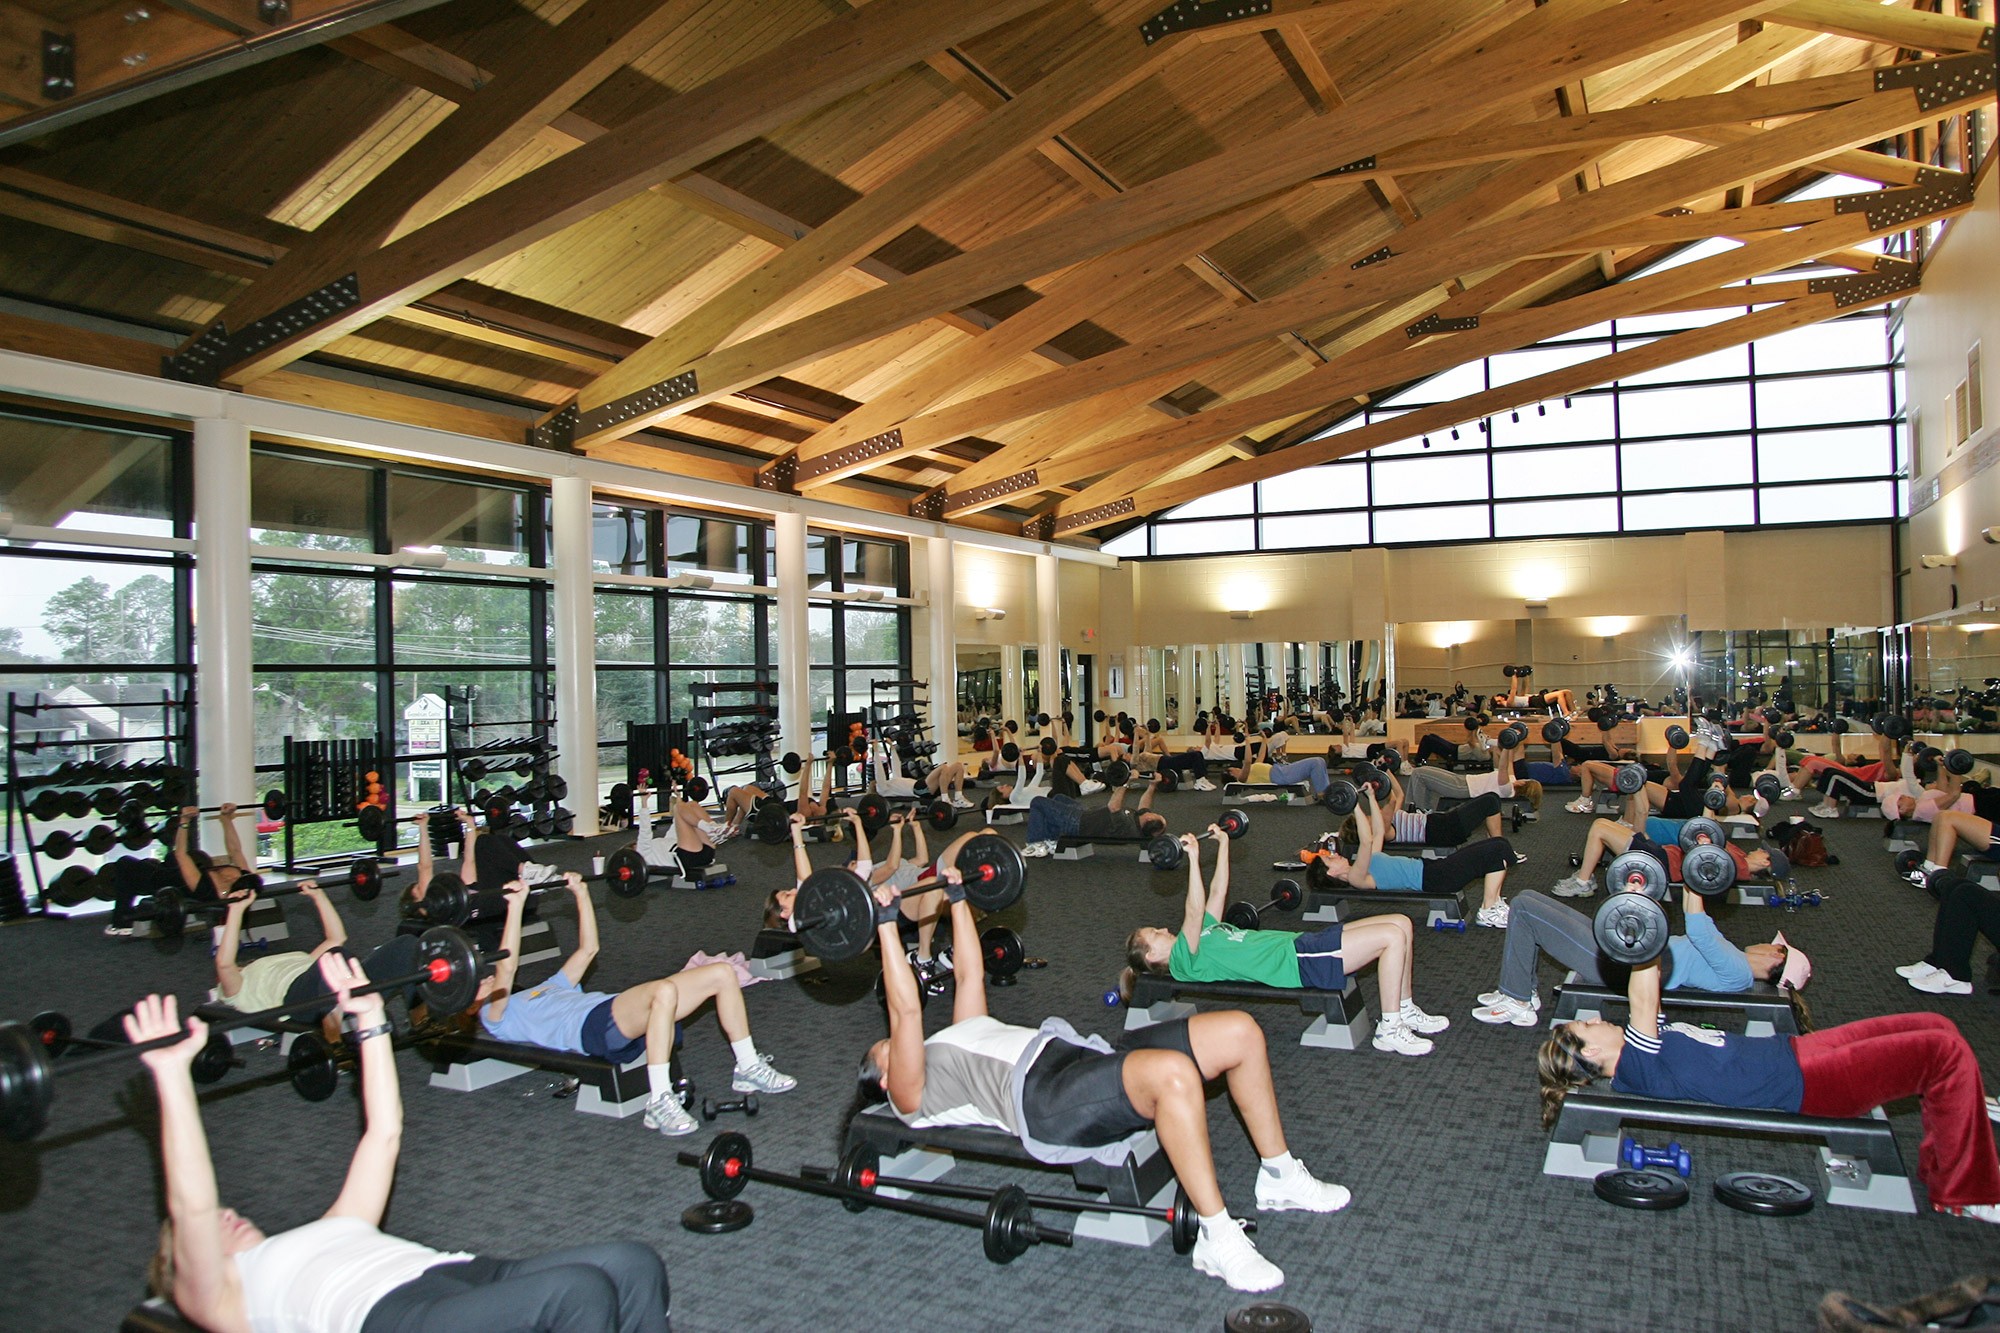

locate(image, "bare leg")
[[1123, 1050, 1226, 1216], [1182, 1010, 1285, 1159], [1576, 819, 1634, 880], [1481, 868, 1508, 910], [609, 962, 750, 1064], [1332, 918, 1406, 1009]]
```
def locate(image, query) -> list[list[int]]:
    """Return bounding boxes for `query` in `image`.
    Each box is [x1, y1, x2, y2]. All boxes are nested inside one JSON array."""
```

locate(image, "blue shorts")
[[1294, 924, 1346, 990], [580, 998, 647, 1065]]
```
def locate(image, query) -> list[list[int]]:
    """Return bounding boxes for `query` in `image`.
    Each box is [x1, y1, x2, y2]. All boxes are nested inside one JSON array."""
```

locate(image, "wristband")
[[942, 879, 966, 904], [873, 896, 903, 927], [348, 1021, 393, 1045]]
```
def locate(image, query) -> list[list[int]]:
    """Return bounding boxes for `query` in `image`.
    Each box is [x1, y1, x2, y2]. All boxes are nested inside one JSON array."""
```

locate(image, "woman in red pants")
[[1538, 958, 2000, 1221]]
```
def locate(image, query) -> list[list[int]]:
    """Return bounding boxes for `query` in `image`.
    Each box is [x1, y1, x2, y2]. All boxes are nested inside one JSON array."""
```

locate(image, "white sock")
[[1260, 1151, 1297, 1178], [646, 1063, 674, 1099], [1197, 1210, 1237, 1238], [730, 1037, 761, 1070], [1399, 998, 1424, 1017], [1925, 860, 1944, 873]]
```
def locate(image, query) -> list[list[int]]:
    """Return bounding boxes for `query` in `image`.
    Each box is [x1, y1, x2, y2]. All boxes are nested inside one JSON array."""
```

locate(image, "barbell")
[[27, 1010, 237, 1086], [1222, 879, 1304, 930], [0, 926, 491, 1142], [851, 792, 961, 837], [1147, 810, 1250, 872], [149, 859, 391, 936], [791, 834, 1027, 962]]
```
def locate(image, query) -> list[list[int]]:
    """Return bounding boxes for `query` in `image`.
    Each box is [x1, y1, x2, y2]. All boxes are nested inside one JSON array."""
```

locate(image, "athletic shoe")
[[1472, 995, 1539, 1027], [644, 1092, 699, 1136], [1400, 1001, 1450, 1034], [1910, 970, 1974, 996], [1986, 1094, 1999, 1123], [1478, 989, 1539, 1011], [1550, 875, 1593, 898], [1509, 852, 1529, 868], [1079, 780, 1106, 796], [932, 946, 954, 973], [1895, 960, 1941, 980], [1371, 1018, 1433, 1056], [1938, 1203, 2000, 1224], [102, 924, 132, 937], [1192, 778, 1217, 792], [1564, 797, 1593, 814], [1022, 840, 1056, 858], [1190, 1215, 1284, 1292], [1475, 904, 1510, 929], [1255, 1161, 1352, 1213], [1809, 803, 1840, 820], [732, 1056, 798, 1095], [1780, 786, 1800, 801], [949, 794, 974, 810]]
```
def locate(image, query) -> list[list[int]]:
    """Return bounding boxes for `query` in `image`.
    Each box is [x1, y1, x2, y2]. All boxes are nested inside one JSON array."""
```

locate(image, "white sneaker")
[[1022, 840, 1055, 858], [1907, 862, 1943, 887], [1475, 904, 1510, 929], [1565, 797, 1593, 814], [1895, 960, 1941, 980], [1910, 970, 1973, 995], [643, 1092, 699, 1137], [1809, 803, 1840, 820], [949, 794, 974, 810], [1400, 1001, 1449, 1034], [1472, 995, 1539, 1027], [1986, 1095, 1999, 1123], [1550, 875, 1593, 898], [1478, 989, 1539, 1011], [1371, 1018, 1433, 1056], [1781, 786, 1800, 801], [1941, 1202, 2000, 1224], [1193, 778, 1217, 792], [732, 1056, 797, 1095], [102, 924, 132, 937], [1190, 1215, 1284, 1292], [1255, 1160, 1352, 1213], [1079, 780, 1106, 796]]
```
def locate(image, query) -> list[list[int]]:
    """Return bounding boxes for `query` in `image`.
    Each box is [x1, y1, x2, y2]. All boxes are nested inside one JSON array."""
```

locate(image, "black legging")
[[282, 935, 425, 1019], [1422, 792, 1501, 846], [1156, 751, 1210, 780], [1926, 878, 2000, 983], [1415, 734, 1461, 765], [360, 1241, 669, 1333], [1420, 837, 1516, 893], [1724, 740, 1774, 790], [106, 855, 183, 929], [1659, 758, 1716, 819], [1819, 770, 1877, 807], [1559, 740, 1614, 765]]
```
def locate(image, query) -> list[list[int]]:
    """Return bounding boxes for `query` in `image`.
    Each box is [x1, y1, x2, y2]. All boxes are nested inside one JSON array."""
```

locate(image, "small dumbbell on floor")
[[1620, 1137, 1692, 1178], [702, 1094, 758, 1121]]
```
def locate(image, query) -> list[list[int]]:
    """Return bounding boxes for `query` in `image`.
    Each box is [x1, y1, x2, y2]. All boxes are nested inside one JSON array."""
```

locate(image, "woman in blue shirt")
[[1304, 786, 1522, 929], [1539, 958, 2000, 1222]]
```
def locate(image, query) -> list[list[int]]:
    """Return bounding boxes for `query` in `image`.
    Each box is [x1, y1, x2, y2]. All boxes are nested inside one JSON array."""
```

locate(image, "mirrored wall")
[[1912, 613, 2000, 704], [1131, 642, 1384, 730]]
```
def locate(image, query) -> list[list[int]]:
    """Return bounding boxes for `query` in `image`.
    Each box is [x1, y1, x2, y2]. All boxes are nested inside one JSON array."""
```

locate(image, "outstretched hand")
[[319, 950, 385, 1022], [123, 994, 209, 1074]]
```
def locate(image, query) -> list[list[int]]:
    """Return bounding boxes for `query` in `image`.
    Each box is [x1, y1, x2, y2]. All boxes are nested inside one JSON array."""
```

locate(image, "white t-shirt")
[[235, 1215, 468, 1333], [1467, 771, 1514, 799]]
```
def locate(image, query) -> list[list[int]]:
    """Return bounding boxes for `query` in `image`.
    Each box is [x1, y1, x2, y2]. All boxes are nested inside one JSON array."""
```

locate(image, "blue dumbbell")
[[1430, 918, 1467, 933], [1619, 1136, 1691, 1177], [1101, 989, 1124, 1008]]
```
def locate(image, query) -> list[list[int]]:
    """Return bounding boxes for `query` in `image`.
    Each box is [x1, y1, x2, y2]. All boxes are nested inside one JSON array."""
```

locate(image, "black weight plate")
[[835, 1142, 877, 1213], [62, 790, 92, 819], [415, 926, 481, 1014], [980, 926, 1024, 978], [982, 1184, 1035, 1264], [0, 1021, 55, 1143], [955, 835, 1025, 914], [1169, 1186, 1199, 1255], [681, 1199, 753, 1234], [1224, 1303, 1315, 1333], [604, 847, 649, 898], [45, 865, 99, 907], [152, 887, 187, 939], [28, 1011, 71, 1059], [926, 798, 958, 832], [190, 1032, 235, 1085], [795, 866, 875, 961], [1680, 843, 1737, 898], [1613, 763, 1648, 795], [751, 800, 790, 845], [1604, 851, 1667, 901], [1713, 1171, 1814, 1216], [855, 792, 890, 835], [1593, 892, 1669, 966], [1593, 1168, 1689, 1210], [287, 1034, 340, 1103], [1677, 817, 1727, 852], [701, 1131, 752, 1200], [1147, 834, 1184, 871], [415, 875, 470, 927], [1223, 901, 1261, 931], [349, 857, 383, 902]]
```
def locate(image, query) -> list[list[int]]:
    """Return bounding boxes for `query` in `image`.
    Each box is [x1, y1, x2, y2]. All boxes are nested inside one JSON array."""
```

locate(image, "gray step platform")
[[1125, 972, 1369, 1050], [1549, 974, 1799, 1036], [1304, 885, 1466, 928]]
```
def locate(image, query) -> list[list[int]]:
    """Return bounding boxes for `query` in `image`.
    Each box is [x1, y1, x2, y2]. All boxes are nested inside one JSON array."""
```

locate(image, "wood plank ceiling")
[[0, 0, 1990, 539]]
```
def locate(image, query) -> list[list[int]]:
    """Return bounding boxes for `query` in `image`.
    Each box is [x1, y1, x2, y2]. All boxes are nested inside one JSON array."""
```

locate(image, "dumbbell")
[[1612, 763, 1650, 795], [1321, 767, 1390, 816], [148, 859, 392, 936], [702, 1094, 759, 1121], [1753, 773, 1784, 803], [1222, 879, 1303, 930], [1494, 724, 1527, 749], [1701, 784, 1732, 813], [1664, 725, 1689, 751], [1543, 716, 1572, 743], [28, 1010, 240, 1086], [1620, 1137, 1692, 1178]]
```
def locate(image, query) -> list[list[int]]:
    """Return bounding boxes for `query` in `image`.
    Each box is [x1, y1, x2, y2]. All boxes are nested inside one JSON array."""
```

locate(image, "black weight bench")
[[1884, 818, 1925, 852], [1054, 834, 1160, 863], [844, 1105, 1179, 1248], [424, 1031, 673, 1119], [1125, 972, 1369, 1051], [1221, 781, 1311, 800], [747, 925, 820, 981], [1549, 975, 1799, 1036], [1543, 1090, 1914, 1213], [1303, 885, 1466, 928]]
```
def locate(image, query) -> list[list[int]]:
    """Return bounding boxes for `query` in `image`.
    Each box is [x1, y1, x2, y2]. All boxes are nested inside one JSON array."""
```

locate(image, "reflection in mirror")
[[1911, 612, 2000, 726], [1135, 642, 1382, 733], [956, 646, 1001, 726]]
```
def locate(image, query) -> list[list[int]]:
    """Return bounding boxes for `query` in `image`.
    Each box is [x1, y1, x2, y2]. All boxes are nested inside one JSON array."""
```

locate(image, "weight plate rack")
[[689, 680, 780, 804], [868, 677, 938, 789]]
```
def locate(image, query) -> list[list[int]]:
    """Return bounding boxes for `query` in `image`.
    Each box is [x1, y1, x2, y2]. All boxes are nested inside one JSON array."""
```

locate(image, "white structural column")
[[926, 536, 958, 766], [1001, 644, 1024, 728], [550, 477, 599, 836], [1381, 621, 1397, 705], [776, 512, 811, 768], [1036, 553, 1061, 721], [192, 418, 254, 816]]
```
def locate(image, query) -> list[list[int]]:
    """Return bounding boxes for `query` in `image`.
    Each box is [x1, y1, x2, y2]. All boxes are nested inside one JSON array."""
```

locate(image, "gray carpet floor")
[[3, 788, 1998, 1332]]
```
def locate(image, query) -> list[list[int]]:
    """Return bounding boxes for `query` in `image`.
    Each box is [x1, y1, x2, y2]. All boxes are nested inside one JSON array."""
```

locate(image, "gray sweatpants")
[[1496, 890, 1602, 1002], [1402, 765, 1474, 811]]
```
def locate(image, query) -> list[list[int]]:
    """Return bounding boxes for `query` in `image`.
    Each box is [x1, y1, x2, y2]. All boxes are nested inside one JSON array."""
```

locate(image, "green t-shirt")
[[1168, 912, 1301, 988]]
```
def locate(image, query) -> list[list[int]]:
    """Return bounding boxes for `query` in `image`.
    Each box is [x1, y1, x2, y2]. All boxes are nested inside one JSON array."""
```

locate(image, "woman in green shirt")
[[1123, 827, 1448, 1056]]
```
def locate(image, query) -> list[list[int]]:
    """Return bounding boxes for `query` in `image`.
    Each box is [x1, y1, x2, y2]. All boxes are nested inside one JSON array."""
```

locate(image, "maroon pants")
[[1794, 1012, 2000, 1210]]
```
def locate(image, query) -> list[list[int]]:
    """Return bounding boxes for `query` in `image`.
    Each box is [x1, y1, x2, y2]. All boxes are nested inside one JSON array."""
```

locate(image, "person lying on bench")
[[1899, 871, 2000, 996], [1124, 826, 1447, 1056], [1487, 685, 1578, 716], [1472, 883, 1809, 1026], [860, 880, 1351, 1293], [1413, 728, 1485, 768], [1021, 771, 1168, 858], [1223, 733, 1332, 797], [130, 956, 671, 1333], [1375, 765, 1511, 847], [215, 871, 437, 1036], [1548, 795, 1786, 900], [1304, 787, 1521, 928], [1397, 734, 1529, 813], [869, 735, 974, 810], [1799, 729, 1901, 819], [1538, 955, 2000, 1225], [478, 876, 795, 1139], [1901, 787, 2000, 888]]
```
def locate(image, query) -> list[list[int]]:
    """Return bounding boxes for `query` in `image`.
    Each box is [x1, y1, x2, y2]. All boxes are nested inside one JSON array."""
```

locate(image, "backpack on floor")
[[1787, 826, 1831, 867], [1819, 1274, 2000, 1330]]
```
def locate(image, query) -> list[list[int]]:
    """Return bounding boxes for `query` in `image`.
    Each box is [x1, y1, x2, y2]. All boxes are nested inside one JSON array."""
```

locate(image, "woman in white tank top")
[[130, 951, 669, 1333]]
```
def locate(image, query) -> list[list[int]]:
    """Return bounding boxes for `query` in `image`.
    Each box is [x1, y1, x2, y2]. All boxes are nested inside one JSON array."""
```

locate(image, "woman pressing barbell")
[[1123, 824, 1446, 1056], [868, 734, 974, 810], [858, 874, 1351, 1293], [1538, 954, 2000, 1225], [1305, 786, 1522, 930], [130, 953, 672, 1333]]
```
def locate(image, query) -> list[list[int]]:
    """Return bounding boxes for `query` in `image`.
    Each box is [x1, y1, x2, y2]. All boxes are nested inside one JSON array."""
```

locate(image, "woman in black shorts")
[[860, 880, 1350, 1293]]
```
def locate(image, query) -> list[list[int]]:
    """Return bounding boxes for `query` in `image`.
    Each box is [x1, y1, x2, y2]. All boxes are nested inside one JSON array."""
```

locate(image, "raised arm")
[[1177, 833, 1206, 950], [1107, 780, 1129, 812], [875, 883, 929, 1113], [1626, 957, 1663, 1033], [908, 817, 930, 872], [411, 814, 434, 894], [1137, 771, 1160, 810], [1382, 763, 1405, 820], [216, 804, 252, 872], [213, 891, 254, 998], [789, 813, 813, 884], [296, 882, 345, 955], [558, 872, 596, 984], [172, 807, 203, 891], [125, 996, 246, 1333], [456, 809, 479, 886], [1204, 825, 1231, 920], [319, 952, 402, 1226], [480, 882, 530, 1023]]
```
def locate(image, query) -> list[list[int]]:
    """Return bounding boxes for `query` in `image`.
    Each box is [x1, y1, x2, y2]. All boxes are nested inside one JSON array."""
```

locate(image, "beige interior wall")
[[952, 545, 1038, 647], [1901, 165, 2000, 622]]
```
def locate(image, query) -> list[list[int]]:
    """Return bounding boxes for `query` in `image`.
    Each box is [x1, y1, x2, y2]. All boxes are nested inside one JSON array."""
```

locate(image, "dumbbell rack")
[[444, 690, 574, 843], [274, 737, 391, 871], [868, 678, 935, 792], [689, 681, 781, 802], [5, 690, 190, 913]]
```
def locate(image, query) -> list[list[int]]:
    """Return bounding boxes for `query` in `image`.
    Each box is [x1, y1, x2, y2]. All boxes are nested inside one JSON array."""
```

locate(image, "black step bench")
[[423, 1031, 672, 1119], [1304, 885, 1466, 928], [844, 1104, 1178, 1248], [748, 925, 820, 981], [1221, 781, 1310, 799], [1549, 974, 1799, 1036], [1125, 972, 1369, 1051], [1054, 834, 1161, 863], [1543, 1089, 1914, 1213]]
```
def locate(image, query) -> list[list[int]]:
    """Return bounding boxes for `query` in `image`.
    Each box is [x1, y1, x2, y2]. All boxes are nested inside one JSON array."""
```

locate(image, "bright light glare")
[[1668, 647, 1693, 669]]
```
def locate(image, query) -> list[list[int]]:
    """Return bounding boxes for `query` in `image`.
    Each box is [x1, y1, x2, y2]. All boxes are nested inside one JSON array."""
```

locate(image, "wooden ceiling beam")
[[168, 0, 1056, 386], [1763, 0, 1992, 53], [542, 0, 1812, 445]]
